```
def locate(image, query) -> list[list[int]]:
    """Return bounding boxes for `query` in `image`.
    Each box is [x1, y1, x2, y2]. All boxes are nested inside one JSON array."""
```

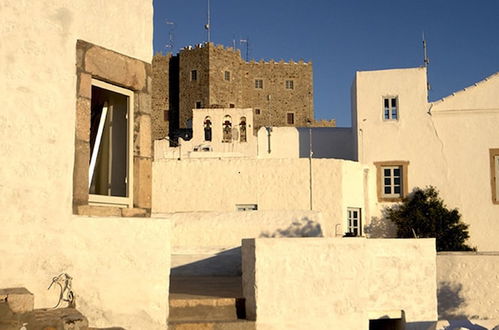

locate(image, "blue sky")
[[153, 0, 499, 127]]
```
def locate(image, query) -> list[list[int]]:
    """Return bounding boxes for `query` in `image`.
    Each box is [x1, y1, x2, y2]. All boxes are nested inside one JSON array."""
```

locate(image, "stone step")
[[168, 319, 256, 330], [169, 297, 245, 322]]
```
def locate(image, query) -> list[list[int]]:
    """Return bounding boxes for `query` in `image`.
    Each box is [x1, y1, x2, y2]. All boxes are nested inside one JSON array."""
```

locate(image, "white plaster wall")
[[153, 158, 370, 237], [155, 108, 258, 159], [242, 238, 436, 330], [0, 1, 168, 328], [354, 67, 499, 250], [437, 252, 499, 323], [0, 217, 171, 329], [1, 0, 153, 226], [257, 127, 300, 158], [163, 210, 324, 276], [161, 210, 324, 250]]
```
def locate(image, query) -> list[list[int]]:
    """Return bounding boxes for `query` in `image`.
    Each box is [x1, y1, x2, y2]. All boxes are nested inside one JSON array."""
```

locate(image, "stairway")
[[168, 277, 255, 330]]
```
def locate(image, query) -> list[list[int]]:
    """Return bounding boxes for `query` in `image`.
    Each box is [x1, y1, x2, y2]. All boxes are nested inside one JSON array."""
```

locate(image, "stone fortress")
[[151, 42, 335, 140]]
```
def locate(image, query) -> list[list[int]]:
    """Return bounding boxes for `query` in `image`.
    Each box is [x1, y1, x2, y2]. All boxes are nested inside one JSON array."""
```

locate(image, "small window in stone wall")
[[255, 108, 261, 115], [191, 70, 198, 81], [255, 79, 263, 89], [222, 115, 232, 142], [195, 101, 202, 109], [285, 80, 294, 90], [287, 112, 295, 125], [229, 103, 235, 108], [224, 71, 231, 81], [240, 117, 247, 143]]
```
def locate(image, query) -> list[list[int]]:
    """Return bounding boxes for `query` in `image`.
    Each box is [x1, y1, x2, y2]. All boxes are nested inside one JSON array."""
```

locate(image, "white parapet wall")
[[437, 252, 499, 329], [158, 210, 324, 276], [0, 216, 171, 330], [242, 238, 437, 330]]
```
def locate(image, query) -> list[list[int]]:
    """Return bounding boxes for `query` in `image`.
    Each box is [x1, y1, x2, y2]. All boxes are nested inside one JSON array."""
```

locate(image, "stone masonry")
[[152, 42, 333, 140]]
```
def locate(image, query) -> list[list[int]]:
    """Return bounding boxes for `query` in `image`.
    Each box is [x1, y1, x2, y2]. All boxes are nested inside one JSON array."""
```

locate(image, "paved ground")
[[169, 276, 242, 299]]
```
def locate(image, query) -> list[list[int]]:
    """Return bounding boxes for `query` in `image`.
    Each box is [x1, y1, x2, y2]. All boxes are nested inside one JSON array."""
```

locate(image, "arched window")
[[222, 115, 232, 143], [240, 117, 247, 142], [204, 116, 212, 141]]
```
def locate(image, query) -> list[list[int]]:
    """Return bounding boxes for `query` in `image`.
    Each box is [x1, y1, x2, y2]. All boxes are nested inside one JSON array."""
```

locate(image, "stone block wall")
[[178, 45, 210, 128], [207, 44, 244, 110], [242, 59, 313, 129], [151, 43, 317, 137], [152, 53, 170, 140]]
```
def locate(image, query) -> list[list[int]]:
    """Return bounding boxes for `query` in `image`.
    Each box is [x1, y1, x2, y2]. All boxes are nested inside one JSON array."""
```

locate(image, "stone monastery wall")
[[152, 43, 315, 139]]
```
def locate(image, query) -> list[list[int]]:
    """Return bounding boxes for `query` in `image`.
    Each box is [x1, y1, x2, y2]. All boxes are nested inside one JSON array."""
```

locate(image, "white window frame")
[[88, 79, 134, 208], [285, 80, 294, 90], [383, 96, 399, 121], [255, 79, 263, 89], [382, 166, 402, 198], [347, 207, 362, 236]]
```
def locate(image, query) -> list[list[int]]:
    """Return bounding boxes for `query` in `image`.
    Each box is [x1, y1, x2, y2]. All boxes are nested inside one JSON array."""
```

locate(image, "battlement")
[[180, 42, 242, 56], [248, 58, 311, 65], [310, 119, 337, 127], [179, 42, 311, 65]]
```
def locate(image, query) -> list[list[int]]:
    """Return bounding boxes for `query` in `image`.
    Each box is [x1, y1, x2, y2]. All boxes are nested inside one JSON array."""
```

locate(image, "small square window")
[[229, 103, 235, 108], [375, 161, 409, 202], [236, 204, 258, 211], [287, 112, 295, 125], [347, 208, 362, 236], [224, 71, 231, 81], [285, 80, 294, 90], [191, 70, 198, 81], [383, 97, 398, 120], [195, 101, 202, 109], [255, 108, 261, 115], [255, 79, 263, 89]]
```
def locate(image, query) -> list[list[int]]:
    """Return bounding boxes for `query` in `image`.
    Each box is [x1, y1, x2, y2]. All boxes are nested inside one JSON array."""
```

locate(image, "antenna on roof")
[[422, 32, 431, 95], [205, 0, 211, 43], [165, 20, 175, 53], [240, 38, 249, 61]]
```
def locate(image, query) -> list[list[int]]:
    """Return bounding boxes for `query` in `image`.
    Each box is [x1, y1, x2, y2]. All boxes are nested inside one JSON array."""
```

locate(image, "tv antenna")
[[165, 20, 175, 52], [205, 0, 211, 43], [422, 32, 431, 94], [239, 38, 250, 61]]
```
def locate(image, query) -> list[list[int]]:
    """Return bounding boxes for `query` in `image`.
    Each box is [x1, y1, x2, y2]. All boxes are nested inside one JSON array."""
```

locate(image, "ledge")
[[75, 205, 149, 218]]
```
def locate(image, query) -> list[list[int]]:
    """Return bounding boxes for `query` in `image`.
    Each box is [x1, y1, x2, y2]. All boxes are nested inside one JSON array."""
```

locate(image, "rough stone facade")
[[151, 54, 170, 139], [152, 42, 330, 140]]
